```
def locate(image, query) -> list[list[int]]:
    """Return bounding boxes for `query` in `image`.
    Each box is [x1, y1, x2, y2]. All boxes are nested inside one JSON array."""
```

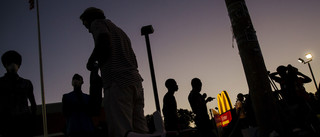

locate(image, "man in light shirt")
[[80, 7, 165, 137]]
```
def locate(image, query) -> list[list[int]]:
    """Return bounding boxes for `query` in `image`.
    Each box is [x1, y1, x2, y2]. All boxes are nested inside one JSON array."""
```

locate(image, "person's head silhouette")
[[1, 50, 22, 73], [191, 78, 202, 92], [72, 74, 84, 90], [165, 78, 178, 93], [80, 7, 106, 29], [237, 93, 244, 101], [276, 65, 287, 77]]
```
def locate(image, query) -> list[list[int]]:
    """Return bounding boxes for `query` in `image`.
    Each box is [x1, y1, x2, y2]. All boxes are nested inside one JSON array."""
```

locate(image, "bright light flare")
[[306, 53, 313, 59]]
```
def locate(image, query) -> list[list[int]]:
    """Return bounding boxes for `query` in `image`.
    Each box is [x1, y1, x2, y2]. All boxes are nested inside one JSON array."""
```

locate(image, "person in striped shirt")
[[80, 7, 150, 137]]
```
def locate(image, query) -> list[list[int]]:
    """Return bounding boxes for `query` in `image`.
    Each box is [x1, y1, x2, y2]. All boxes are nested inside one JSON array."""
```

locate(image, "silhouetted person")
[[235, 93, 249, 130], [286, 64, 311, 105], [80, 7, 156, 137], [269, 65, 288, 91], [188, 78, 215, 137], [162, 79, 179, 131], [285, 65, 318, 133], [235, 93, 246, 120], [269, 65, 291, 103], [62, 74, 94, 137], [0, 50, 37, 137]]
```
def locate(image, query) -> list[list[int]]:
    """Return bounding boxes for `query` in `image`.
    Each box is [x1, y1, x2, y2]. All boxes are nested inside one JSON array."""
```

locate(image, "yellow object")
[[217, 91, 233, 115]]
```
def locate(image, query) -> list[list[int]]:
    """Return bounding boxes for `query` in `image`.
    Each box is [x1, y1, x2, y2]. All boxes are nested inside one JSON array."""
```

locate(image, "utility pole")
[[225, 0, 282, 136]]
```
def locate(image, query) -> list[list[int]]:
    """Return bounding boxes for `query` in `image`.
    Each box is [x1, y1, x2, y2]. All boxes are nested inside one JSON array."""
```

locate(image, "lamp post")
[[298, 53, 318, 91], [141, 25, 161, 113]]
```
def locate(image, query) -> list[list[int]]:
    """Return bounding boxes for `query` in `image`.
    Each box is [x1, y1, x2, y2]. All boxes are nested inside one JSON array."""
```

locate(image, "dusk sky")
[[1, 0, 320, 116]]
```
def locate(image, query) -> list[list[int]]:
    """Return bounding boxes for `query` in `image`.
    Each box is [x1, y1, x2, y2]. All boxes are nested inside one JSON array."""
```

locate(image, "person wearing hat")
[[0, 50, 37, 137]]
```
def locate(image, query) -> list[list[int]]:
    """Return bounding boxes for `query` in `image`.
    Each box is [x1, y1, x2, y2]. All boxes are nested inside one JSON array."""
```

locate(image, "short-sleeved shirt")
[[90, 19, 143, 88]]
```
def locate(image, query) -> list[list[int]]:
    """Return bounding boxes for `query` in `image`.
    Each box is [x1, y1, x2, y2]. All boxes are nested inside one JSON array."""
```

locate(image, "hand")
[[206, 97, 215, 102], [202, 93, 207, 98]]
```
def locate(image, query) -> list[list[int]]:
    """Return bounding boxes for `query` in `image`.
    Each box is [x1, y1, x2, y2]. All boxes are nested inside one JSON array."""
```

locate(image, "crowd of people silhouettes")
[[2, 6, 320, 137], [268, 65, 320, 136]]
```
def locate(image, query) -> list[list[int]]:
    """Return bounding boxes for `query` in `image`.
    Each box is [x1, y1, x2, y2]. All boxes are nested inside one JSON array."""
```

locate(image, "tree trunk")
[[224, 0, 282, 136]]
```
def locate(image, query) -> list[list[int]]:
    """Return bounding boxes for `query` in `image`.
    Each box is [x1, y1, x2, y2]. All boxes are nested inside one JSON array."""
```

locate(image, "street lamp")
[[306, 53, 313, 60], [298, 53, 318, 91]]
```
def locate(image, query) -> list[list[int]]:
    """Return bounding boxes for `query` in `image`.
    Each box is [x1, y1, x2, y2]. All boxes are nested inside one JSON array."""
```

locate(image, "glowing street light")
[[298, 53, 318, 91], [306, 53, 313, 60]]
